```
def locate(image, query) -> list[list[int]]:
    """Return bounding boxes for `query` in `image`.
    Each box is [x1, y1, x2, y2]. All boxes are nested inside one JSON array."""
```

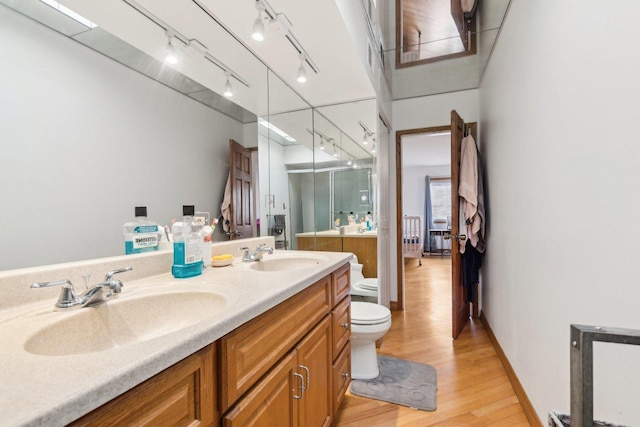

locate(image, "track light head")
[[252, 1, 266, 41], [223, 72, 233, 97], [297, 64, 307, 83], [164, 31, 179, 64], [297, 54, 307, 83]]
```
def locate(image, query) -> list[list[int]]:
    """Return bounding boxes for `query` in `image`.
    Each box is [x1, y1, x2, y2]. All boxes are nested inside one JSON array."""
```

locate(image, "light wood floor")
[[332, 256, 531, 426]]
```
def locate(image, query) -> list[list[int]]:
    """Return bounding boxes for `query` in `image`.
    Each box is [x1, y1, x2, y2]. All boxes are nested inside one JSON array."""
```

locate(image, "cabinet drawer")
[[222, 351, 298, 427], [332, 262, 350, 307], [331, 295, 351, 361], [70, 344, 217, 427], [220, 276, 331, 411], [332, 341, 351, 415]]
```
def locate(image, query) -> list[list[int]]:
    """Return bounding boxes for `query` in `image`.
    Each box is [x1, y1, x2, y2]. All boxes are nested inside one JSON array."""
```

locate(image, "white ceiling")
[[57, 0, 376, 116]]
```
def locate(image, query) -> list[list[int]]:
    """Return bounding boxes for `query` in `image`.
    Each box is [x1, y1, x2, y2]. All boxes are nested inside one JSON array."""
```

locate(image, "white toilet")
[[350, 301, 392, 379]]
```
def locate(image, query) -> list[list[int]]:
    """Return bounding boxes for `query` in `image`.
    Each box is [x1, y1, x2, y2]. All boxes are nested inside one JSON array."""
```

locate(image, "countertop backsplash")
[[0, 236, 275, 312]]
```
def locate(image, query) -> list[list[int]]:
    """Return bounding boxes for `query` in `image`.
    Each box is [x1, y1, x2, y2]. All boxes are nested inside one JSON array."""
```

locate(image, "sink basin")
[[24, 290, 227, 356], [248, 256, 325, 272]]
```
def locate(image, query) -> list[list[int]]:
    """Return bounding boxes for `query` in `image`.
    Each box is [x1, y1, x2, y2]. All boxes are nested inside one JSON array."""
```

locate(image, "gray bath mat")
[[349, 355, 437, 411]]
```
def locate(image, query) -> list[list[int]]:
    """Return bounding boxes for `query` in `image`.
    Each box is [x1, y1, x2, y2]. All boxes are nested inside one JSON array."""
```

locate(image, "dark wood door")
[[450, 110, 469, 339], [229, 139, 253, 240]]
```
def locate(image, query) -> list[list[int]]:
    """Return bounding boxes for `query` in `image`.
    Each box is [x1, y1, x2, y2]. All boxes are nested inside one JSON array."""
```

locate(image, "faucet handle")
[[238, 247, 251, 261], [31, 279, 79, 309], [104, 267, 133, 282], [31, 279, 74, 290]]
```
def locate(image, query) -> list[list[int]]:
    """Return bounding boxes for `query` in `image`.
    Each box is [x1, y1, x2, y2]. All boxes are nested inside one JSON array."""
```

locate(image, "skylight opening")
[[39, 0, 98, 28], [258, 118, 296, 142]]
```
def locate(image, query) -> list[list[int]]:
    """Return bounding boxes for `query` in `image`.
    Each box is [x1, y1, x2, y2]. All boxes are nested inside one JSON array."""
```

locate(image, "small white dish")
[[212, 258, 233, 267]]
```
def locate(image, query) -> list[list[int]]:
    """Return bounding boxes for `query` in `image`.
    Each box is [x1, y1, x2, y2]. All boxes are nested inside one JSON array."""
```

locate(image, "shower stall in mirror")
[[331, 168, 373, 229]]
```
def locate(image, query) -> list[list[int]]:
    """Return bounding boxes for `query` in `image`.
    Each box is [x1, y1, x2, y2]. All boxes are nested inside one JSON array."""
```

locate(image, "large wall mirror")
[[0, 0, 377, 272]]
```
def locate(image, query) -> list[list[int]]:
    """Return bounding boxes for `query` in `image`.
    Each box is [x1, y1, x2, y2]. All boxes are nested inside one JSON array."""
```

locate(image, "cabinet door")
[[223, 351, 298, 427], [342, 237, 377, 278], [331, 262, 351, 307], [70, 344, 217, 427], [332, 341, 351, 415], [296, 315, 332, 427], [331, 296, 351, 361], [220, 277, 330, 411]]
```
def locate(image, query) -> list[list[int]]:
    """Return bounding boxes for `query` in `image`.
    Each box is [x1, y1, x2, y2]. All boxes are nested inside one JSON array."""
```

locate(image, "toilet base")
[[350, 340, 380, 380]]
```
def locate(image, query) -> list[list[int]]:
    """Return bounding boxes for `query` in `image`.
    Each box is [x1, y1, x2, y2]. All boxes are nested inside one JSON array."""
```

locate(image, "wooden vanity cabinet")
[[297, 236, 378, 278], [69, 262, 350, 427], [219, 275, 332, 412], [221, 263, 351, 426], [342, 236, 377, 278], [70, 343, 217, 427], [222, 316, 332, 427]]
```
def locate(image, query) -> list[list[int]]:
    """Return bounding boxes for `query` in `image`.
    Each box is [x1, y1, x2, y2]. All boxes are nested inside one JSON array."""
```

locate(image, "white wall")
[[402, 165, 450, 218], [0, 7, 243, 270], [393, 89, 479, 130], [480, 1, 640, 424]]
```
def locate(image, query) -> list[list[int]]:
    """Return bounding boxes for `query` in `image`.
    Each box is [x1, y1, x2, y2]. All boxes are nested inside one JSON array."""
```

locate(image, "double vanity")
[[0, 237, 352, 426]]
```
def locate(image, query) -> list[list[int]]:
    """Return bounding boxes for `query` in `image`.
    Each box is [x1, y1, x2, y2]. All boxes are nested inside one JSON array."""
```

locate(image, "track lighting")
[[371, 141, 377, 153], [223, 72, 233, 97], [247, 0, 319, 84], [297, 54, 307, 83], [359, 121, 375, 146], [347, 156, 353, 166], [164, 31, 179, 64], [332, 143, 339, 157], [252, 0, 266, 41]]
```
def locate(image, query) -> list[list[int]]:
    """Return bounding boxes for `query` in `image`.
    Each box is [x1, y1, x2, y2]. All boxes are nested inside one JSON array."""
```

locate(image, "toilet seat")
[[356, 279, 378, 291], [351, 301, 391, 325]]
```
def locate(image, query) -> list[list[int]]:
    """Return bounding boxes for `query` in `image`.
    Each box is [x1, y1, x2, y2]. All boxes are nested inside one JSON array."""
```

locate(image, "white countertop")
[[0, 250, 351, 426]]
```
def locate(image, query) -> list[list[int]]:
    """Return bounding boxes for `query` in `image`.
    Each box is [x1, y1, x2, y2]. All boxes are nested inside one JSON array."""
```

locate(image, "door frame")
[[394, 122, 477, 318], [394, 125, 451, 311]]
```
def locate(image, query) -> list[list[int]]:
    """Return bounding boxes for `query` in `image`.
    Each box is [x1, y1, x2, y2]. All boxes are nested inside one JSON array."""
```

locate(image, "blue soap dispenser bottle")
[[171, 205, 204, 278]]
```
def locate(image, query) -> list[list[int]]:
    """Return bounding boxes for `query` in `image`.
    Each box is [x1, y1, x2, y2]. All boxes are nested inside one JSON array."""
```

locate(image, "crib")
[[402, 216, 423, 266]]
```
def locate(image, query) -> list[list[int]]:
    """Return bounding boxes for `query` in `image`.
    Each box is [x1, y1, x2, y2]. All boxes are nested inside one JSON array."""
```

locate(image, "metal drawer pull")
[[342, 372, 350, 380], [292, 372, 304, 399], [299, 365, 310, 391], [341, 322, 349, 329]]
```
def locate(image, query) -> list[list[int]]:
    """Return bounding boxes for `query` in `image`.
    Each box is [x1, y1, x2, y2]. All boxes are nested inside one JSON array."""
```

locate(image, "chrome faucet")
[[239, 243, 274, 262], [31, 267, 133, 311]]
